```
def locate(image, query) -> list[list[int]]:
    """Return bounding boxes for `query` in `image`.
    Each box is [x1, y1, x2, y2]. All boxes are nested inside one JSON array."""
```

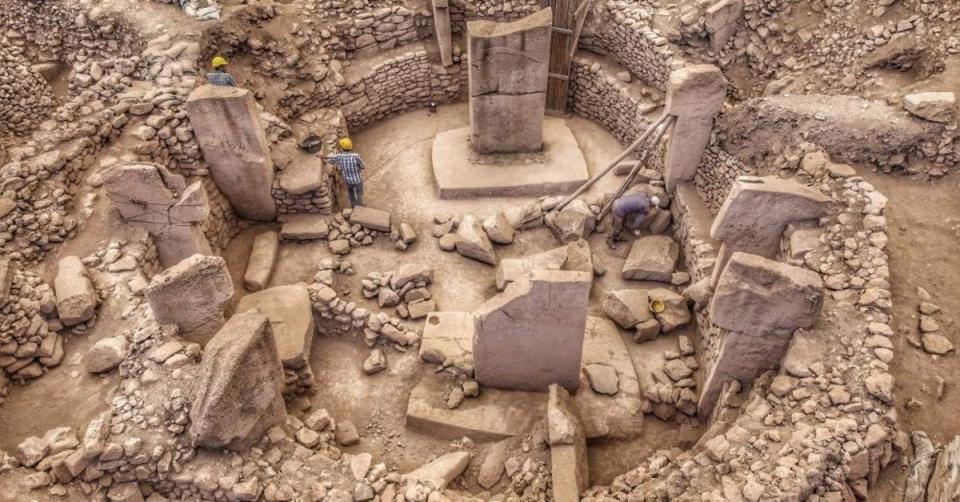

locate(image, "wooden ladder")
[[543, 0, 594, 115]]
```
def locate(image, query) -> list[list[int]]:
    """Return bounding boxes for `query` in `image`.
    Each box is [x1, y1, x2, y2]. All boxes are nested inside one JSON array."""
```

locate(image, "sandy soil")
[[861, 169, 960, 500]]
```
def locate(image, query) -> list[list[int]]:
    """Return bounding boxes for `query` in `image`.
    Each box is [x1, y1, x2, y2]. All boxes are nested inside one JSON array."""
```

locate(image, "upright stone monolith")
[[473, 268, 591, 392], [663, 65, 726, 192], [468, 8, 552, 154], [186, 85, 277, 221], [104, 163, 211, 269]]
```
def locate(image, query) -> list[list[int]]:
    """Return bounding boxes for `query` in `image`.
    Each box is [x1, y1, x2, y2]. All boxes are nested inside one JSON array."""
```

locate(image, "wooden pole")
[[555, 112, 669, 211], [598, 116, 676, 221]]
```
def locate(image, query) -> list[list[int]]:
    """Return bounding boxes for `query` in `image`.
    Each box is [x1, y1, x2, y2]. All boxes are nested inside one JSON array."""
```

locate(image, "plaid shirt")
[[329, 153, 365, 185], [206, 71, 237, 87]]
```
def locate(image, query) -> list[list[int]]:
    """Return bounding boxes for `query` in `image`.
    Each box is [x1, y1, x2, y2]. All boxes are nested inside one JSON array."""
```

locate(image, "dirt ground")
[[860, 168, 960, 500], [212, 102, 703, 486]]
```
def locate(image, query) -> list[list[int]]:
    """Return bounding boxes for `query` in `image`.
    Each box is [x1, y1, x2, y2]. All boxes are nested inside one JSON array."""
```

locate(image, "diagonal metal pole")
[[556, 112, 669, 212], [598, 115, 676, 221]]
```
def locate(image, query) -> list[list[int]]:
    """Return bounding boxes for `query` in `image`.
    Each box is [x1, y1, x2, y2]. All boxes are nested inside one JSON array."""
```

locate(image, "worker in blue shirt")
[[607, 192, 660, 248]]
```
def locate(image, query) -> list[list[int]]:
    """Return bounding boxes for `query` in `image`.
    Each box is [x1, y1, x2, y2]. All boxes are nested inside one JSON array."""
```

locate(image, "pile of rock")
[[361, 263, 436, 320], [308, 281, 420, 348], [313, 256, 356, 287], [644, 335, 700, 420], [0, 261, 63, 387], [913, 287, 954, 356], [281, 206, 415, 255], [602, 288, 691, 343]]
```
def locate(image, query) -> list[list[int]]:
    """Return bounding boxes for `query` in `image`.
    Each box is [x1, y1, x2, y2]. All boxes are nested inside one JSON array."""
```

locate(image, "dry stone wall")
[[340, 49, 464, 130], [0, 0, 140, 64], [0, 42, 56, 137], [580, 2, 679, 92]]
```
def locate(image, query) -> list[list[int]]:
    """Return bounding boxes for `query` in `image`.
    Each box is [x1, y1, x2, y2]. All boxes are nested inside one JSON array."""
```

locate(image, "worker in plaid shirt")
[[327, 137, 366, 207], [207, 56, 237, 87]]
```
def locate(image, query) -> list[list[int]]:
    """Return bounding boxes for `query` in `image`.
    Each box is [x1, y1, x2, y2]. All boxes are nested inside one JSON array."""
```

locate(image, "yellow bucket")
[[649, 298, 665, 314]]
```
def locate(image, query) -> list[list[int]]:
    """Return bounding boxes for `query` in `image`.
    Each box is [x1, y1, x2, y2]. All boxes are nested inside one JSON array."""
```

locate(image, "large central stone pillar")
[[186, 85, 277, 221], [468, 8, 552, 154]]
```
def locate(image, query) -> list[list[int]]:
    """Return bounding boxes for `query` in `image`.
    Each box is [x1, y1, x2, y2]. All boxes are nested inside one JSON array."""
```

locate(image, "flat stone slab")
[[575, 316, 644, 439], [278, 158, 324, 194], [350, 206, 391, 232], [236, 284, 315, 369], [244, 231, 279, 292], [405, 375, 546, 441], [280, 215, 330, 241], [432, 118, 589, 198], [419, 312, 475, 374], [622, 236, 679, 282]]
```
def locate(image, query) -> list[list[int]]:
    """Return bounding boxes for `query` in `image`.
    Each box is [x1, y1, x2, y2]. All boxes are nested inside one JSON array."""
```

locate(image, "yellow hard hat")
[[339, 137, 353, 151], [211, 56, 228, 69]]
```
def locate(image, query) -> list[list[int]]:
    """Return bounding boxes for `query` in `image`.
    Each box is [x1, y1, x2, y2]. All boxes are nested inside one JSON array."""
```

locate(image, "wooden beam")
[[552, 26, 574, 35], [569, 0, 594, 59], [548, 72, 570, 81]]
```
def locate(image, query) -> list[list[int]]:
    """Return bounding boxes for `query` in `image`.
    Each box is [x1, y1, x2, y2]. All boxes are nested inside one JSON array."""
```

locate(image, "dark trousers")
[[346, 183, 364, 207]]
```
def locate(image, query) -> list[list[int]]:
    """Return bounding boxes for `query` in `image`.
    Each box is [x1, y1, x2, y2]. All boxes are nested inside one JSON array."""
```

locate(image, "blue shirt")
[[206, 71, 237, 87], [328, 153, 365, 185], [613, 192, 652, 219]]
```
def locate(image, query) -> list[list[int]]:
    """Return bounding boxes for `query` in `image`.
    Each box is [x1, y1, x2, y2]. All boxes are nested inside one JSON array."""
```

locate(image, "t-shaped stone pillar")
[[663, 65, 726, 192], [104, 162, 212, 269], [186, 85, 277, 221], [468, 8, 552, 154], [709, 175, 830, 285], [698, 252, 823, 419]]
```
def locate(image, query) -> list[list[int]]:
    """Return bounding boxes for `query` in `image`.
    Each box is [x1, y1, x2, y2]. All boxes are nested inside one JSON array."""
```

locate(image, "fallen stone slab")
[[54, 256, 99, 326], [710, 252, 823, 334], [903, 92, 956, 123], [405, 376, 545, 441], [474, 269, 591, 392], [407, 299, 436, 320], [236, 284, 314, 369], [547, 199, 596, 243], [576, 316, 644, 439], [85, 336, 130, 373], [455, 214, 497, 265], [602, 289, 653, 329], [189, 310, 287, 450], [483, 211, 515, 244], [392, 263, 434, 290], [418, 312, 475, 375], [350, 206, 391, 232], [280, 215, 330, 241], [621, 236, 679, 282], [244, 231, 279, 292], [144, 254, 233, 345], [404, 451, 471, 490]]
